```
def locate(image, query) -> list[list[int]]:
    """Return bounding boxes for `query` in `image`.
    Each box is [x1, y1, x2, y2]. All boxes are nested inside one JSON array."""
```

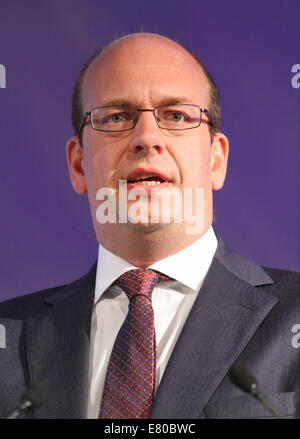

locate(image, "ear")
[[210, 132, 229, 190], [66, 136, 87, 194]]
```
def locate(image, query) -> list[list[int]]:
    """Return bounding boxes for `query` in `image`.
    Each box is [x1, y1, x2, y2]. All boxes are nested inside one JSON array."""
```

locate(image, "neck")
[[97, 222, 211, 268]]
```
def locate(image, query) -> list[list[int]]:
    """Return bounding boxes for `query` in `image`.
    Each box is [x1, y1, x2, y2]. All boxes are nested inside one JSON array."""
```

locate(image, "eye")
[[109, 112, 128, 123], [98, 110, 134, 126], [168, 112, 185, 122]]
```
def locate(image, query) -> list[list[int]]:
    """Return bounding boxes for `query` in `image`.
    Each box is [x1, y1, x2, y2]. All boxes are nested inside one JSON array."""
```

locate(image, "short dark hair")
[[71, 38, 221, 146], [189, 52, 221, 140], [72, 46, 105, 146]]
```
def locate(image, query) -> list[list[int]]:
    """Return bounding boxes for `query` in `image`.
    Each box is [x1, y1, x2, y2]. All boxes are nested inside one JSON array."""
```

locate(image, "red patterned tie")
[[100, 269, 169, 419]]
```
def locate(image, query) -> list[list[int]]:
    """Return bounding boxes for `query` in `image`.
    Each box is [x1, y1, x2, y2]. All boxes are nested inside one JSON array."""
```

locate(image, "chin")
[[126, 219, 174, 233]]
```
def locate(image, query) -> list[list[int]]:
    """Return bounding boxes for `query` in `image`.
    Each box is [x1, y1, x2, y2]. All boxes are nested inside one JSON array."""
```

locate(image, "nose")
[[128, 110, 166, 155]]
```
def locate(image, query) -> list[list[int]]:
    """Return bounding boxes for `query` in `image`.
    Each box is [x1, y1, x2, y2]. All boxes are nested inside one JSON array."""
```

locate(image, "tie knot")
[[114, 269, 170, 300]]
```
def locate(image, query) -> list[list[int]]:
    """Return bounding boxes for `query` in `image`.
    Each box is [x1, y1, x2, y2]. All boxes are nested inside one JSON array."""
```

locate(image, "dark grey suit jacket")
[[0, 236, 299, 419]]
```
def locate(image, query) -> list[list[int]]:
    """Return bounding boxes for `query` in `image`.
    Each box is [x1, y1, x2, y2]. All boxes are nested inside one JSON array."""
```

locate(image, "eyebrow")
[[99, 96, 194, 107]]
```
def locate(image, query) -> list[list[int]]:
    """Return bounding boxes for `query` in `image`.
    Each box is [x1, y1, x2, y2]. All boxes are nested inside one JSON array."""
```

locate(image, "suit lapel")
[[150, 239, 278, 419], [24, 264, 96, 419]]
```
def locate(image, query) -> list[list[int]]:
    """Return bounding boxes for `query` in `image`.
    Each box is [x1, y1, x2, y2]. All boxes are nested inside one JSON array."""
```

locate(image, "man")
[[0, 33, 299, 419]]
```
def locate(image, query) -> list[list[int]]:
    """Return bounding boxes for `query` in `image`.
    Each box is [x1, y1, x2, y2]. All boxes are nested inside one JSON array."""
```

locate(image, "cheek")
[[83, 142, 120, 190], [173, 140, 212, 187]]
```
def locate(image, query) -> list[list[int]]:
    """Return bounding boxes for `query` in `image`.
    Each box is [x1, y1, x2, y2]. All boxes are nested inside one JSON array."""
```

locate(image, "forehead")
[[81, 35, 210, 110]]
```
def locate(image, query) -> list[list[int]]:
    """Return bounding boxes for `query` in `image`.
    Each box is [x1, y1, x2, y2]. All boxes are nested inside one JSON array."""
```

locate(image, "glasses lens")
[[155, 105, 201, 130], [91, 107, 137, 131]]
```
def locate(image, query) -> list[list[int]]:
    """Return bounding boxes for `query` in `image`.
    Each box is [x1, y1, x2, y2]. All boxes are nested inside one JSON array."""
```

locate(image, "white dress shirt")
[[87, 226, 218, 418]]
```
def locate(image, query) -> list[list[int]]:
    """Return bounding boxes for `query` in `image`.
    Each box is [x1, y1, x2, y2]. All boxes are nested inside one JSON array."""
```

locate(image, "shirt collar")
[[94, 226, 218, 303]]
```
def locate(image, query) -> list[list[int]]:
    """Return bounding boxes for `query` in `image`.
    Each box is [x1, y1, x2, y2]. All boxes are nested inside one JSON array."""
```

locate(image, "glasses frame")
[[78, 104, 215, 133]]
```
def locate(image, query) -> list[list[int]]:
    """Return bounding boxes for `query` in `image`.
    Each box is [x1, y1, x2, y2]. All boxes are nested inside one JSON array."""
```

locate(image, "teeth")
[[136, 173, 158, 180], [133, 180, 162, 186]]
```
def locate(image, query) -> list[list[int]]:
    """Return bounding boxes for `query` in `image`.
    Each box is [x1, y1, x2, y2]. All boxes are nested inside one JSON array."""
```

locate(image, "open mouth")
[[125, 169, 170, 188], [127, 173, 167, 186]]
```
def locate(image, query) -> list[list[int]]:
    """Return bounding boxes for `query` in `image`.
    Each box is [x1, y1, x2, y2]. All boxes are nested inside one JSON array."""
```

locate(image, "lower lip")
[[127, 181, 170, 193]]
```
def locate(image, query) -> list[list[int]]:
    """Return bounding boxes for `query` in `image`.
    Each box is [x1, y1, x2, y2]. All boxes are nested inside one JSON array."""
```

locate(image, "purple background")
[[0, 0, 299, 301]]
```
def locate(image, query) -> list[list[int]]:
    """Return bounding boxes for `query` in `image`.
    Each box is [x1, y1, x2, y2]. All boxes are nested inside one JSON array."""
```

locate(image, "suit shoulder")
[[262, 266, 300, 302], [262, 266, 300, 283], [0, 284, 66, 319], [0, 262, 97, 320]]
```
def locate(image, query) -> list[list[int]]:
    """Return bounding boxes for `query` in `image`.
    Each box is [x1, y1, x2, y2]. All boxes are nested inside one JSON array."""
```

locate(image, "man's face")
[[67, 35, 228, 243]]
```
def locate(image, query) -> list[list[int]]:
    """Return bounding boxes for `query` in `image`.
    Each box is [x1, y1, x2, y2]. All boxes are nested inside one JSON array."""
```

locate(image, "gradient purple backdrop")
[[0, 0, 299, 301]]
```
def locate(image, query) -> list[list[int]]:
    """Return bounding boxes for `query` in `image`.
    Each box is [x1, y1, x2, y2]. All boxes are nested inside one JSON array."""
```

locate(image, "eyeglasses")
[[79, 104, 215, 133]]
